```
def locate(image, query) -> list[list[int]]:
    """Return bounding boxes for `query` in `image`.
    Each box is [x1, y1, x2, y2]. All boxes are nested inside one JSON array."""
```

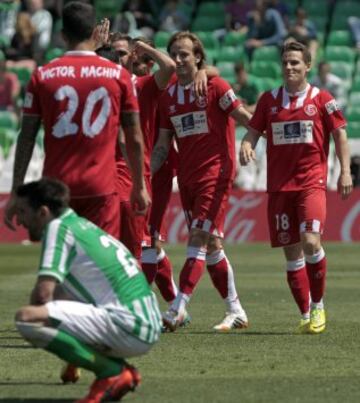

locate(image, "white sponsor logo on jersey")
[[169, 105, 176, 114], [325, 99, 339, 115], [170, 111, 209, 138], [272, 120, 313, 145], [304, 104, 317, 116], [24, 92, 33, 108], [270, 106, 278, 114], [219, 89, 237, 111]]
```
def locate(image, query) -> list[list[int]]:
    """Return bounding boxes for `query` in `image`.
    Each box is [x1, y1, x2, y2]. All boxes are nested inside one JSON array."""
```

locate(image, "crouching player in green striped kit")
[[14, 178, 162, 403]]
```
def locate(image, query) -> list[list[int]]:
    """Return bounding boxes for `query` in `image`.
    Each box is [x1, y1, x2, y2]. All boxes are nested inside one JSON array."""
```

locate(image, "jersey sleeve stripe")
[[41, 218, 62, 268], [38, 270, 64, 283]]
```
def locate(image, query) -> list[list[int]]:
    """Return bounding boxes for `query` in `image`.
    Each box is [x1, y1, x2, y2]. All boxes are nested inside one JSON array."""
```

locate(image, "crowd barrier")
[[1, 190, 360, 243]]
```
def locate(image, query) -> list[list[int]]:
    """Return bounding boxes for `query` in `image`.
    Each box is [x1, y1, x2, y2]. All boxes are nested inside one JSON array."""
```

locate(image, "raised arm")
[[151, 128, 174, 175], [121, 111, 151, 214], [194, 65, 220, 98], [4, 115, 41, 230], [332, 127, 353, 199], [133, 41, 176, 90]]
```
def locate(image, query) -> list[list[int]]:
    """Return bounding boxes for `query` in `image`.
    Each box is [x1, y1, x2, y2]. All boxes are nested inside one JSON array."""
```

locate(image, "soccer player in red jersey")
[[4, 2, 149, 237], [152, 31, 252, 332], [240, 41, 353, 334]]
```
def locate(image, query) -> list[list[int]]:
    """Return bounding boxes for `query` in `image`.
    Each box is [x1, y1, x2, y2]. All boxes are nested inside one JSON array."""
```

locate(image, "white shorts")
[[46, 300, 152, 358]]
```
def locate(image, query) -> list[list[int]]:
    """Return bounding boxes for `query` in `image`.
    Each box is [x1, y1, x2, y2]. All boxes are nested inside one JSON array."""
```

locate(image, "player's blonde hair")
[[167, 31, 206, 69]]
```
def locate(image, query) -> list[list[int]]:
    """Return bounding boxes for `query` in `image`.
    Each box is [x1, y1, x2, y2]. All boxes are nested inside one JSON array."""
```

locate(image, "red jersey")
[[249, 84, 346, 192], [116, 73, 162, 200], [23, 51, 139, 197], [159, 76, 241, 185]]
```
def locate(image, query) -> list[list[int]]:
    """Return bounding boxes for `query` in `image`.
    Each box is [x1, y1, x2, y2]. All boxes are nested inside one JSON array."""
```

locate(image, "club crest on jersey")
[[169, 105, 176, 114], [196, 95, 207, 108], [304, 104, 317, 116], [270, 106, 278, 114], [278, 231, 291, 244]]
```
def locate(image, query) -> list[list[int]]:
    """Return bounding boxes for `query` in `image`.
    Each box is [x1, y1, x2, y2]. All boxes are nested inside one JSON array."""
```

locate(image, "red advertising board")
[[1, 190, 360, 243]]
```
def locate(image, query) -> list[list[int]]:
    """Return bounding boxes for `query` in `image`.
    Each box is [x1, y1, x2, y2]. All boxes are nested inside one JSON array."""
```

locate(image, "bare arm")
[[133, 41, 176, 90], [239, 126, 262, 166], [332, 127, 353, 199], [230, 105, 252, 128], [151, 128, 174, 175], [4, 114, 41, 230], [121, 111, 151, 214], [194, 65, 220, 98], [30, 276, 57, 305]]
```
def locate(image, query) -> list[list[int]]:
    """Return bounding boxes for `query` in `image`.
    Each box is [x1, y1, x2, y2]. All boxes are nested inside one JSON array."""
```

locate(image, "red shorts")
[[118, 176, 152, 259], [268, 188, 326, 248], [149, 162, 174, 241], [179, 179, 232, 238], [70, 193, 120, 238], [119, 201, 145, 261]]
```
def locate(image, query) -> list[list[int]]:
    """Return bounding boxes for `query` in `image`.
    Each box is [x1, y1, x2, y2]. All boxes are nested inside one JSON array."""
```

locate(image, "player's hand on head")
[[130, 187, 151, 216], [337, 172, 353, 200], [194, 69, 207, 98], [239, 142, 256, 166], [4, 194, 18, 231]]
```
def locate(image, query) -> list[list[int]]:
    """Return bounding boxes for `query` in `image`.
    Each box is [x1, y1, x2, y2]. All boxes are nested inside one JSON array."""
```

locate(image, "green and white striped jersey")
[[38, 208, 161, 344]]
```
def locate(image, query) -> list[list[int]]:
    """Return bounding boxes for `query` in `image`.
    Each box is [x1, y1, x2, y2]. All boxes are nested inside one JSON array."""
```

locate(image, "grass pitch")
[[0, 243, 359, 403]]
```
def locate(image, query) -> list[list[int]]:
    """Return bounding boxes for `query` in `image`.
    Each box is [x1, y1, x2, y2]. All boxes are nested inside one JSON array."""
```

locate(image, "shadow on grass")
[[0, 345, 34, 349]]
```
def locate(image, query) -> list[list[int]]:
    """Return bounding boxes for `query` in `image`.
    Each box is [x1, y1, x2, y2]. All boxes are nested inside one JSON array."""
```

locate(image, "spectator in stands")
[[0, 49, 20, 114], [348, 16, 360, 50], [269, 0, 289, 27], [25, 0, 53, 52], [233, 62, 259, 113], [0, 0, 20, 41], [245, 0, 287, 58], [123, 0, 156, 39], [158, 0, 189, 33], [5, 11, 39, 69], [112, 11, 142, 38], [287, 7, 318, 62], [311, 61, 347, 111], [224, 0, 255, 33]]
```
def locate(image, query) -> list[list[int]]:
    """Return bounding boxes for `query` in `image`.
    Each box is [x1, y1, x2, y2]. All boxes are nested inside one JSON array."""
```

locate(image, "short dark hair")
[[110, 32, 132, 44], [16, 178, 70, 217], [167, 31, 206, 69], [281, 40, 312, 65], [96, 45, 119, 63], [62, 1, 96, 44]]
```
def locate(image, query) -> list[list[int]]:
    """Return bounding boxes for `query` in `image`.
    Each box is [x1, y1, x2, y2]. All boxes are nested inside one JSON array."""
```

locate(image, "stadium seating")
[[0, 127, 17, 159], [7, 67, 32, 88], [0, 111, 18, 130], [223, 31, 246, 47], [252, 46, 280, 63], [333, 1, 360, 17], [217, 46, 248, 64], [324, 46, 356, 64], [191, 16, 225, 31], [302, 0, 329, 17], [349, 91, 360, 106], [195, 32, 219, 61], [327, 30, 354, 47], [330, 15, 351, 31], [251, 61, 281, 80], [328, 61, 353, 82], [93, 0, 125, 21], [217, 62, 235, 82], [347, 122, 360, 139], [346, 106, 360, 122], [154, 31, 172, 49], [197, 2, 225, 18], [44, 47, 65, 63]]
